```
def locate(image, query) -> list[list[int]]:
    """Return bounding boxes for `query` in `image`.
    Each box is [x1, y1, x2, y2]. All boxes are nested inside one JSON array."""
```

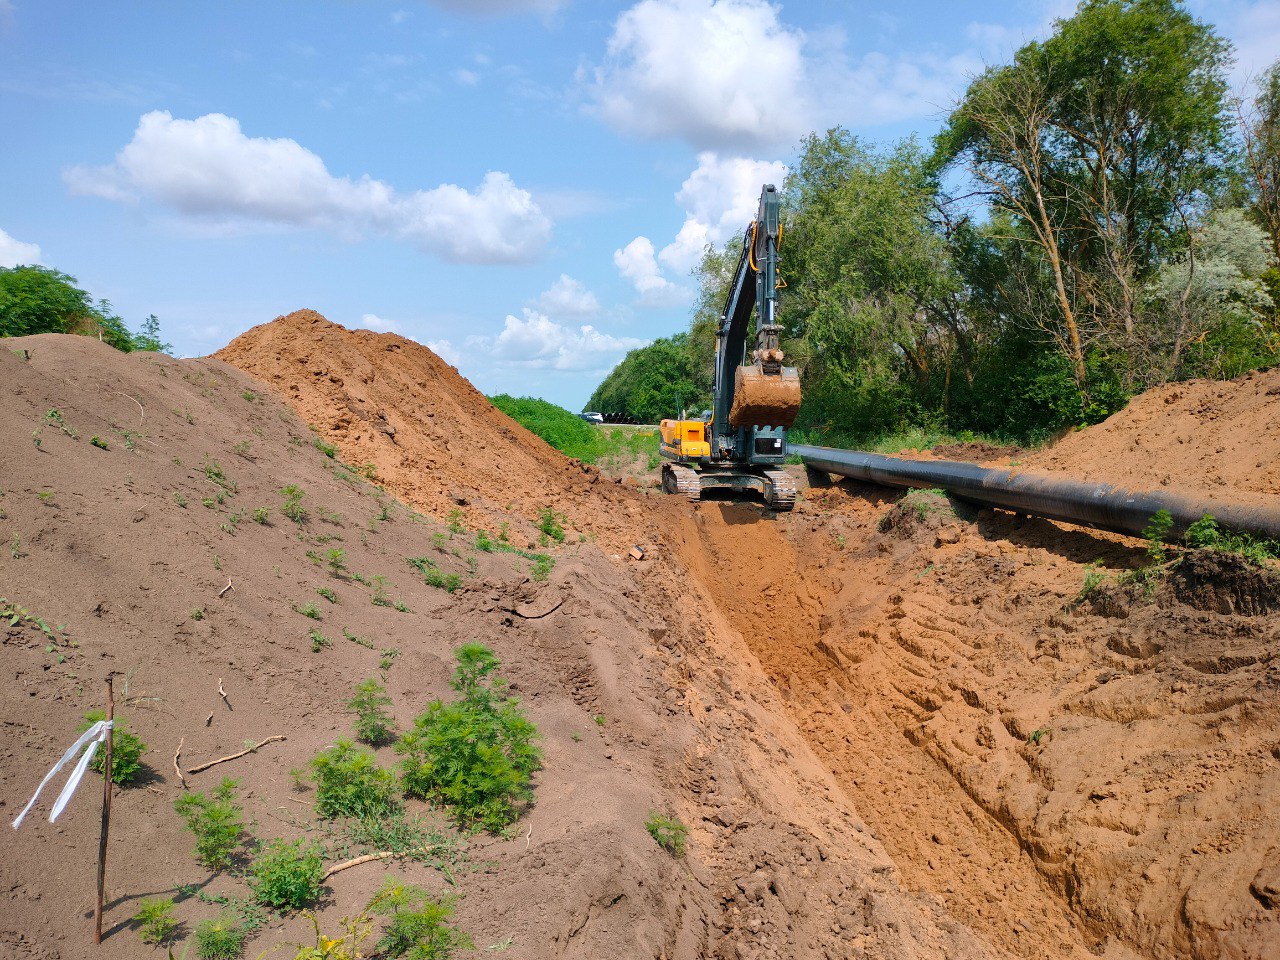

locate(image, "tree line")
[[589, 0, 1280, 443]]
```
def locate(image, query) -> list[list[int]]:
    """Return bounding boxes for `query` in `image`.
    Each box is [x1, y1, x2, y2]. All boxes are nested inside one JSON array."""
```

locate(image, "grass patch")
[[1185, 514, 1280, 565], [406, 556, 462, 593], [644, 812, 688, 856], [193, 912, 245, 960], [488, 394, 658, 465]]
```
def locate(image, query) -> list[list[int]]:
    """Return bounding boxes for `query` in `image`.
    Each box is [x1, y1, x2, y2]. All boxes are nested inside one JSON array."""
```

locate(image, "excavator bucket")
[[730, 364, 802, 428]]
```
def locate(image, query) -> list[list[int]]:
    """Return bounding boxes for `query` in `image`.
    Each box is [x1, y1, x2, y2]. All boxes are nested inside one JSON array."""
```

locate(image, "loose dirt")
[[5, 318, 1279, 960]]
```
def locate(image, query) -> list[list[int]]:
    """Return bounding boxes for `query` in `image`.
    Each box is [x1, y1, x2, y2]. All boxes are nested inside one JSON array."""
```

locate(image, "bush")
[[280, 485, 308, 524], [248, 838, 324, 911], [396, 644, 540, 832], [80, 711, 147, 785], [367, 878, 474, 959], [1185, 513, 1280, 565], [348, 678, 397, 746], [174, 777, 247, 871], [644, 812, 688, 856], [133, 896, 179, 945], [0, 265, 166, 351], [406, 556, 461, 593], [193, 912, 245, 960], [311, 739, 401, 820], [537, 507, 566, 544]]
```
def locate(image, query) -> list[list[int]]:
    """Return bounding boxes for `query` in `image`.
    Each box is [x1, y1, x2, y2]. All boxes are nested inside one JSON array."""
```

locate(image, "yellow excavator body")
[[659, 418, 711, 460]]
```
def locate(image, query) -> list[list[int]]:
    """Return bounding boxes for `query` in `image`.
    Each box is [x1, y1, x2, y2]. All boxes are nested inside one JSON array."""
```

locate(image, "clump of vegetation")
[[311, 739, 401, 820], [281, 484, 308, 524], [326, 547, 347, 577], [396, 644, 540, 832], [446, 509, 466, 536], [193, 911, 246, 960], [174, 776, 247, 871], [316, 586, 338, 604], [133, 896, 179, 946], [313, 436, 338, 458], [291, 911, 374, 960], [474, 530, 494, 552], [343, 628, 375, 649], [368, 878, 474, 959], [406, 556, 461, 593], [309, 628, 331, 653], [89, 435, 109, 450], [1185, 514, 1280, 565], [294, 600, 321, 620], [1143, 508, 1175, 564], [536, 507, 566, 544], [348, 678, 397, 746], [644, 812, 688, 856], [248, 838, 324, 911], [80, 711, 147, 785], [252, 506, 269, 525]]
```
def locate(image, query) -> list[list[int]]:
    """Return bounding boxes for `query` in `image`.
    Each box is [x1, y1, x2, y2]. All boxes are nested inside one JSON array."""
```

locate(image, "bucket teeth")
[[730, 364, 801, 428]]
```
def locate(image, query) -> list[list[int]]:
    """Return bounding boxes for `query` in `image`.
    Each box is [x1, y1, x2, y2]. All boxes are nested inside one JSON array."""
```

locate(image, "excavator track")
[[763, 469, 796, 512], [663, 463, 702, 502]]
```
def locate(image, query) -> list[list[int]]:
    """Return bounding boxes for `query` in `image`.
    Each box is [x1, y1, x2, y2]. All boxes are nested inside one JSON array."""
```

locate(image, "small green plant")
[[133, 896, 179, 945], [432, 532, 448, 550], [1185, 513, 1280, 565], [834, 534, 846, 551], [497, 522, 510, 543], [191, 607, 205, 621], [309, 628, 331, 652], [474, 530, 494, 553], [80, 711, 146, 784], [537, 507, 566, 544], [241, 389, 258, 402], [248, 838, 324, 911], [203, 457, 235, 493], [326, 547, 347, 576], [343, 628, 375, 649], [1143, 509, 1175, 564], [447, 509, 465, 536], [375, 500, 392, 522], [90, 435, 109, 450], [570, 732, 582, 743], [9, 535, 21, 559], [45, 408, 76, 438], [316, 586, 338, 604], [202, 498, 217, 509], [530, 554, 553, 582], [212, 554, 223, 571], [379, 648, 400, 672], [251, 506, 269, 524], [1028, 728, 1051, 746], [406, 556, 461, 593], [281, 484, 308, 524], [396, 644, 541, 832], [232, 439, 253, 458], [593, 714, 606, 727], [348, 678, 396, 746], [174, 777, 246, 871], [392, 599, 410, 613], [193, 912, 245, 960], [173, 491, 188, 508], [1076, 560, 1109, 603], [367, 878, 474, 959], [31, 428, 42, 449], [310, 739, 401, 820], [313, 436, 337, 458], [37, 489, 55, 504], [294, 601, 321, 620], [644, 812, 688, 856]]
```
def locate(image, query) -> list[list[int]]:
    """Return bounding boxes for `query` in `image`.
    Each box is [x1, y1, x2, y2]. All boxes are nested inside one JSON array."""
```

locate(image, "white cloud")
[[427, 338, 462, 366], [614, 236, 691, 307], [453, 68, 480, 86], [658, 152, 788, 272], [472, 309, 646, 372], [1219, 0, 1280, 83], [357, 313, 399, 333], [0, 227, 41, 267], [65, 111, 552, 265], [586, 0, 982, 150], [532, 274, 600, 319]]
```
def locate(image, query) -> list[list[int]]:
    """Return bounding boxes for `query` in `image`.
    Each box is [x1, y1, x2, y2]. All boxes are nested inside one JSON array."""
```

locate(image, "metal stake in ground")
[[94, 675, 114, 945]]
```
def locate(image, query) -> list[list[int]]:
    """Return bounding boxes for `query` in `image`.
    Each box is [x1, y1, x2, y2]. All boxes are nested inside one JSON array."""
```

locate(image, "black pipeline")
[[792, 444, 1280, 542]]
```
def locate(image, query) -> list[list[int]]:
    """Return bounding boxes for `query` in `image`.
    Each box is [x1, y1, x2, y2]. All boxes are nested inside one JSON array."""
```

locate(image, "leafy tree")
[[586, 332, 707, 423], [0, 265, 170, 352]]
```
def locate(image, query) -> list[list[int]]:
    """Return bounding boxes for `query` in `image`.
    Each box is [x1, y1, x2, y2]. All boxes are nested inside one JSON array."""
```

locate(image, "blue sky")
[[2, 0, 1277, 408]]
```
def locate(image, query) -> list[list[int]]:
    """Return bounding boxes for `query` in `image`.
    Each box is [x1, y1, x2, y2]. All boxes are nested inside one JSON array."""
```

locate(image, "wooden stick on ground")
[[217, 579, 233, 598], [187, 735, 286, 774], [173, 738, 188, 789], [217, 678, 229, 705], [94, 676, 115, 945], [322, 851, 395, 881]]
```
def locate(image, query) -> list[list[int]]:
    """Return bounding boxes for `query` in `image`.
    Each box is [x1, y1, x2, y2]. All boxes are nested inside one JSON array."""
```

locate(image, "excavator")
[[659, 184, 801, 511]]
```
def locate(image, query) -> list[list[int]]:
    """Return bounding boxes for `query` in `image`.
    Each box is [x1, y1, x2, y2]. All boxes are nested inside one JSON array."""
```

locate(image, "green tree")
[[587, 333, 707, 423], [0, 265, 168, 352]]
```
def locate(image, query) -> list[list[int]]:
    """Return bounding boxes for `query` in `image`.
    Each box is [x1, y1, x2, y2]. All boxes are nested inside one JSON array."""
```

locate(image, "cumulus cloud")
[[659, 152, 788, 272], [356, 313, 399, 333], [65, 111, 552, 264], [0, 227, 41, 267], [532, 274, 600, 319], [471, 308, 646, 372], [614, 236, 692, 307], [586, 0, 979, 150]]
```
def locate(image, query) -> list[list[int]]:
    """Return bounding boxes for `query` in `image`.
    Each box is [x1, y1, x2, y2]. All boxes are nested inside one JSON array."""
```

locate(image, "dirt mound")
[[215, 310, 645, 552], [1029, 367, 1280, 497]]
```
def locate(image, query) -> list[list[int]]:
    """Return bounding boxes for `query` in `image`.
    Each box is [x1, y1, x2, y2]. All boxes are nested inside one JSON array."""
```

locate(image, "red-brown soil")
[[6, 318, 1280, 960]]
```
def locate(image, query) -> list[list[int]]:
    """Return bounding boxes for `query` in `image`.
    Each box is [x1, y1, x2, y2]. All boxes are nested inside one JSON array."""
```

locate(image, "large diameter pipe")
[[793, 443, 1280, 542]]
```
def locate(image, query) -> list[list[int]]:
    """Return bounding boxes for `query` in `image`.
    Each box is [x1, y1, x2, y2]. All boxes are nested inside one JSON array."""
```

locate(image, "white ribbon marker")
[[12, 720, 113, 829]]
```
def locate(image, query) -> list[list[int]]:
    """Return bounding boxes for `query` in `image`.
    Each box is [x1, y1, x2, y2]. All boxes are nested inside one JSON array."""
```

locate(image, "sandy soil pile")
[[1029, 367, 1280, 498], [215, 310, 647, 553]]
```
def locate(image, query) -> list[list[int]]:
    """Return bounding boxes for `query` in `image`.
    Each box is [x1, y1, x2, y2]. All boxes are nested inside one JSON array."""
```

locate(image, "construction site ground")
[[2, 310, 1278, 960]]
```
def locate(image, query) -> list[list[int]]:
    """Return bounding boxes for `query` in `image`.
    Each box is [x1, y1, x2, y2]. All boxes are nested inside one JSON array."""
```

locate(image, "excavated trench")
[[667, 489, 1280, 960]]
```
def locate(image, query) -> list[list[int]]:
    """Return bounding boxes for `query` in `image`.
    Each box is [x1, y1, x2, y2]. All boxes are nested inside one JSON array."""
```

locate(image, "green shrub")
[[281, 485, 308, 524], [294, 601, 321, 620], [313, 436, 338, 458], [316, 586, 338, 604], [193, 912, 245, 960], [348, 678, 396, 746], [133, 896, 179, 945], [367, 878, 474, 959], [474, 531, 494, 553], [406, 556, 461, 593], [1143, 508, 1175, 564], [326, 547, 347, 576], [311, 739, 401, 820], [248, 838, 324, 911], [252, 506, 269, 524], [537, 507, 566, 543], [1185, 513, 1280, 565], [396, 644, 540, 832], [309, 628, 331, 652], [80, 711, 146, 785], [644, 812, 688, 856], [174, 777, 246, 871]]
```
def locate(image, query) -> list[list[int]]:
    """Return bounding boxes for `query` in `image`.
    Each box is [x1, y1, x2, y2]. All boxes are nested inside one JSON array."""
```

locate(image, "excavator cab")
[[659, 185, 799, 511]]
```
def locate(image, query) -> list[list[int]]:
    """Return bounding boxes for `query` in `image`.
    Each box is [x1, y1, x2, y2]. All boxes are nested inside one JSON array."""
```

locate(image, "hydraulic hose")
[[792, 444, 1280, 542]]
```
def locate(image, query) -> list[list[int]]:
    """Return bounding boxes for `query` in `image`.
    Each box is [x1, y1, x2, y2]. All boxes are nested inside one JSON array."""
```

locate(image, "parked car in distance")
[[578, 411, 605, 424]]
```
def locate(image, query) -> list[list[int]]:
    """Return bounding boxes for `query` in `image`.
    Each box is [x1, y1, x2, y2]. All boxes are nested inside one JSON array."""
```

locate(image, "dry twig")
[[173, 738, 188, 790], [322, 852, 395, 881], [187, 735, 286, 774], [217, 678, 229, 706], [218, 579, 233, 599]]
